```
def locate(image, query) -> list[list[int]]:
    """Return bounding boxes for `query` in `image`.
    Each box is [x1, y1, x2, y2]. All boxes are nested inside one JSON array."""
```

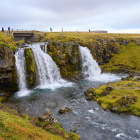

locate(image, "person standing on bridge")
[[2, 27, 4, 32], [8, 27, 10, 33]]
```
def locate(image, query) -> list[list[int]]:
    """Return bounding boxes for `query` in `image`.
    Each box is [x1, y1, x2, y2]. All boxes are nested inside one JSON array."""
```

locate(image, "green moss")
[[24, 48, 37, 87], [68, 133, 80, 140]]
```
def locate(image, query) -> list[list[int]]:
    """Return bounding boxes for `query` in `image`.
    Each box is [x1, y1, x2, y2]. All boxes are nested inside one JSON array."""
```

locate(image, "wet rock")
[[86, 93, 95, 100], [38, 110, 59, 124], [101, 90, 110, 96], [59, 107, 72, 114], [70, 129, 77, 133], [106, 85, 115, 91], [85, 88, 96, 100], [121, 77, 129, 81]]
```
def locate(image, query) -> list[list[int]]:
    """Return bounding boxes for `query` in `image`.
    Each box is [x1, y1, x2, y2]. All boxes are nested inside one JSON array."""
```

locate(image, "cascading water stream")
[[79, 46, 101, 77], [79, 46, 121, 82], [15, 48, 29, 97], [29, 43, 61, 86]]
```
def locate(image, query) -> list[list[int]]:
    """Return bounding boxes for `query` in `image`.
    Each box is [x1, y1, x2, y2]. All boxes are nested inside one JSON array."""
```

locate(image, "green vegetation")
[[102, 42, 140, 72], [89, 80, 140, 116], [45, 32, 140, 42], [0, 110, 66, 140], [44, 32, 140, 74], [0, 32, 21, 52], [0, 106, 80, 140]]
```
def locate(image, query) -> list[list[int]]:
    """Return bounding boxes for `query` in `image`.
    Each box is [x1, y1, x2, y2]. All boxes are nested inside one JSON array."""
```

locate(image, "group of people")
[[1, 27, 10, 33]]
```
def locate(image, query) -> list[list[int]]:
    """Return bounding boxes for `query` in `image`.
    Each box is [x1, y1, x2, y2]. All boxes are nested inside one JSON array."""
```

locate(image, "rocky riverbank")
[[84, 75, 140, 116]]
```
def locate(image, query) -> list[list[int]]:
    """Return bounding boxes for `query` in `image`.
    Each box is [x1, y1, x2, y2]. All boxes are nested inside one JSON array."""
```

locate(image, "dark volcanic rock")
[[0, 46, 17, 87], [101, 90, 110, 96]]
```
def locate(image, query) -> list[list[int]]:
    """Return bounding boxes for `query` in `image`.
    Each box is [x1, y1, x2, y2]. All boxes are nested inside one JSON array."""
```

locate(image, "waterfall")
[[79, 46, 121, 82], [15, 48, 29, 96], [15, 42, 72, 97], [79, 46, 101, 77], [29, 43, 61, 86]]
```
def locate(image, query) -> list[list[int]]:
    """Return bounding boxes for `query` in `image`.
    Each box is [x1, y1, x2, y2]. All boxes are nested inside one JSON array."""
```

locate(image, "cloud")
[[0, 0, 140, 33]]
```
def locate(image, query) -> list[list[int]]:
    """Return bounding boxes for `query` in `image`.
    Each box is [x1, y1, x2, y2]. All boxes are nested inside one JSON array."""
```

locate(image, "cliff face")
[[0, 46, 17, 87], [47, 41, 83, 80]]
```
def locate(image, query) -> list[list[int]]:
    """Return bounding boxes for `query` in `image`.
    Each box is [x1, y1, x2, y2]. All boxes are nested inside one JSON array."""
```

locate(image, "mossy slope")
[[102, 42, 140, 73], [0, 105, 79, 140]]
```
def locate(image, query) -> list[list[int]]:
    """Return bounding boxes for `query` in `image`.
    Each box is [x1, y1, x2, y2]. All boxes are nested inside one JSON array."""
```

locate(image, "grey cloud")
[[0, 0, 140, 32]]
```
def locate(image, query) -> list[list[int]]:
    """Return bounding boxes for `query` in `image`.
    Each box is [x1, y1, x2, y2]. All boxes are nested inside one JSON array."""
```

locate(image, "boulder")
[[59, 107, 72, 114], [84, 88, 96, 100], [106, 85, 115, 91], [101, 90, 110, 96], [38, 110, 59, 124], [86, 93, 95, 100]]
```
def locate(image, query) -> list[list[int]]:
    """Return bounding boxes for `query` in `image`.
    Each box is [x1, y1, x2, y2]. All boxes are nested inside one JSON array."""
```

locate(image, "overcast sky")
[[1, 0, 140, 33]]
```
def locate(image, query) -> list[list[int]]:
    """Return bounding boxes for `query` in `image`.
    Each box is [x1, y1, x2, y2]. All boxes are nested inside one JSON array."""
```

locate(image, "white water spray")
[[79, 46, 121, 82]]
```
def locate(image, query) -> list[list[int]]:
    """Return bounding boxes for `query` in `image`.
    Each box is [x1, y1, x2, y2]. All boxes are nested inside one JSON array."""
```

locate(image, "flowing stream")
[[11, 44, 140, 140]]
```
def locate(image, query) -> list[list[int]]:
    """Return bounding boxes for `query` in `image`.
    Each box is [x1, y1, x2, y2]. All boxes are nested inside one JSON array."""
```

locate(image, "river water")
[[7, 76, 140, 140], [7, 43, 140, 140]]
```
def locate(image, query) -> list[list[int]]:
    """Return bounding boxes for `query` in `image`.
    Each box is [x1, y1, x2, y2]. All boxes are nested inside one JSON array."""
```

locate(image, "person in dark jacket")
[[2, 27, 4, 32]]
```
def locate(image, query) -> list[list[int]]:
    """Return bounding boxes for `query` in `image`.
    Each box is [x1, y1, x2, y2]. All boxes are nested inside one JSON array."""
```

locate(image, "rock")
[[127, 83, 133, 86], [111, 95, 137, 112], [101, 90, 110, 96], [59, 107, 72, 114], [86, 93, 94, 100], [112, 95, 116, 98], [121, 77, 125, 81], [135, 39, 140, 46], [106, 85, 115, 91], [85, 88, 96, 100], [0, 46, 17, 87], [38, 110, 59, 124]]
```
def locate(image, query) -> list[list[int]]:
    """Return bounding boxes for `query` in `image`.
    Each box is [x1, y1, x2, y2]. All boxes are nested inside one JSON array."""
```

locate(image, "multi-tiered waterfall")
[[15, 42, 71, 97]]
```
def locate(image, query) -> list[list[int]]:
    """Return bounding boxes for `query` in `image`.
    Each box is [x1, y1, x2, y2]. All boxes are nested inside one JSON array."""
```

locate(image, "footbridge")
[[12, 29, 39, 42]]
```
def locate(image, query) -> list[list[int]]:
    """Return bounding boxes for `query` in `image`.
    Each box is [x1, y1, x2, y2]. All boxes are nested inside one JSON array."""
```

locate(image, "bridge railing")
[[12, 28, 35, 33]]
